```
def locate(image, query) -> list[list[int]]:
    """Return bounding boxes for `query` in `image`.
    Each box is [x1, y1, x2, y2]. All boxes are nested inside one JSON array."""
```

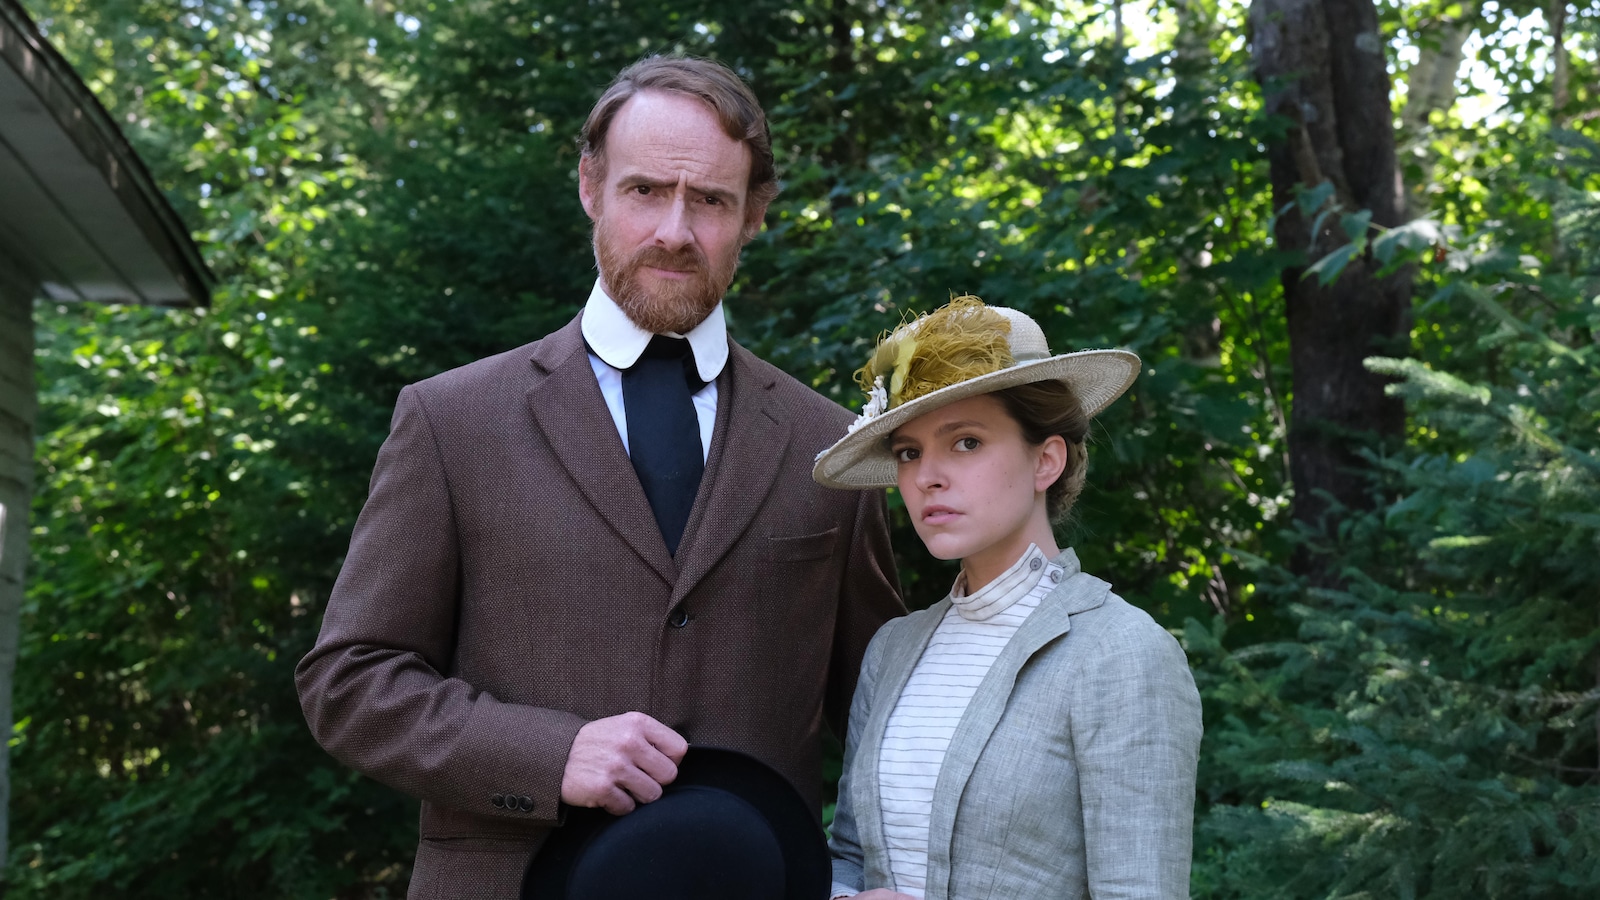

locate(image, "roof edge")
[[0, 0, 214, 307]]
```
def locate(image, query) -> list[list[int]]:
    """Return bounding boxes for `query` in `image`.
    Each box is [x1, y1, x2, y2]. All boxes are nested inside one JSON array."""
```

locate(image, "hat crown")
[[991, 306, 1050, 361]]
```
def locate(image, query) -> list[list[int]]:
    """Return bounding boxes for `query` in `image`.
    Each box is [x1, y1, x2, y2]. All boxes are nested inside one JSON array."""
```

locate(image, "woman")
[[813, 297, 1202, 900]]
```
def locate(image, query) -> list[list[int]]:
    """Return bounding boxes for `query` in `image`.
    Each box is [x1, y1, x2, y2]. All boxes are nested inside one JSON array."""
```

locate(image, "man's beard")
[[594, 219, 742, 335]]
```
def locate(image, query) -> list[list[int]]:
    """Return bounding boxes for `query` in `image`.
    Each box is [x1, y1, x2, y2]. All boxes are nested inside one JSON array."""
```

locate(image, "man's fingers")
[[633, 744, 679, 789], [616, 765, 666, 805], [598, 786, 636, 816], [638, 716, 689, 763]]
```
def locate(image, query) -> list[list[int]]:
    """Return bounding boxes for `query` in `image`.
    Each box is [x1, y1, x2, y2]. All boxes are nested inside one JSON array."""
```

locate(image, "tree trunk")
[[1250, 0, 1412, 578], [1399, 9, 1475, 135], [1550, 0, 1570, 121], [0, 267, 36, 882], [1399, 5, 1477, 218]]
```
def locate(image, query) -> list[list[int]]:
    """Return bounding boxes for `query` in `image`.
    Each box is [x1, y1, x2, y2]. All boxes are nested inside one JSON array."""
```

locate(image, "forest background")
[[8, 0, 1600, 896]]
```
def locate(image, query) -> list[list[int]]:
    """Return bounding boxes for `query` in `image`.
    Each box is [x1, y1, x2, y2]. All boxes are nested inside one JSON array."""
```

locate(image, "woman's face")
[[890, 393, 1060, 568]]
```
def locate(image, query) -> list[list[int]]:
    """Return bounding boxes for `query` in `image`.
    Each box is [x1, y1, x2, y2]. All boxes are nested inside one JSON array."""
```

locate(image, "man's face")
[[579, 90, 766, 334]]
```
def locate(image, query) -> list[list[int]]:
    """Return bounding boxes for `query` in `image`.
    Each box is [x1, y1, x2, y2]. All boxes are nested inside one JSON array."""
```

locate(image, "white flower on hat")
[[845, 376, 889, 435]]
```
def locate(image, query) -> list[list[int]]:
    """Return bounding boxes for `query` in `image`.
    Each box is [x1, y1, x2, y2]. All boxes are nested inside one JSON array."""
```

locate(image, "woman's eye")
[[955, 437, 981, 452], [894, 447, 919, 463]]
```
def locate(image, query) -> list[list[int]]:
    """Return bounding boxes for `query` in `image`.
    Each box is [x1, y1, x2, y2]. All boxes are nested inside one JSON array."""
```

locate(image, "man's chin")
[[614, 289, 719, 335]]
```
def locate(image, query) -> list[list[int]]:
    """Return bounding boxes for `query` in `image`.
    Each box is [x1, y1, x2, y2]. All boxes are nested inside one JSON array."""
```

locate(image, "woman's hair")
[[991, 380, 1091, 523]]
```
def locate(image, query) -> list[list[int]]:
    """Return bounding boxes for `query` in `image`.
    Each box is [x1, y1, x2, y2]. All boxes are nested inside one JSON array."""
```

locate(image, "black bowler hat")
[[520, 746, 830, 900]]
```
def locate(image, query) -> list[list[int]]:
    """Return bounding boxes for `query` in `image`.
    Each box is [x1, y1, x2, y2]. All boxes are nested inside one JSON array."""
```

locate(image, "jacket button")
[[668, 608, 690, 628], [491, 794, 505, 809], [518, 796, 534, 812]]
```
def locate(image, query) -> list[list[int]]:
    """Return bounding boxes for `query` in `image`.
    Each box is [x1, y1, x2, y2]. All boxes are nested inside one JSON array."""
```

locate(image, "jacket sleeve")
[[825, 487, 906, 742], [1071, 620, 1203, 899], [294, 385, 586, 824], [828, 621, 891, 894]]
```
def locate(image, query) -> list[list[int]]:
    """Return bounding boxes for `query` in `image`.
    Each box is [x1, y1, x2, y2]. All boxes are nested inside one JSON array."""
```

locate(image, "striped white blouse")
[[873, 543, 1072, 897]]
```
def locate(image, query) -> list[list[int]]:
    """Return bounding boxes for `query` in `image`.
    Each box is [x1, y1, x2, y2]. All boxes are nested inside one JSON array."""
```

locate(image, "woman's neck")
[[961, 521, 1060, 594]]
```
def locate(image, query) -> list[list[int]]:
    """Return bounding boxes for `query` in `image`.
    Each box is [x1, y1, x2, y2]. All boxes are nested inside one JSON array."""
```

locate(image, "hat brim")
[[812, 349, 1140, 489]]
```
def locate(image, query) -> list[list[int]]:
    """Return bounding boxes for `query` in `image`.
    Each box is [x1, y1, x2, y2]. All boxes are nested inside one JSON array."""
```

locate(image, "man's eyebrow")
[[616, 172, 740, 202]]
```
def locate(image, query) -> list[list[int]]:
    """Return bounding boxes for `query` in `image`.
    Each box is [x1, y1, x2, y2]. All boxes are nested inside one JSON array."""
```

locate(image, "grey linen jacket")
[[295, 314, 904, 898], [829, 550, 1202, 899]]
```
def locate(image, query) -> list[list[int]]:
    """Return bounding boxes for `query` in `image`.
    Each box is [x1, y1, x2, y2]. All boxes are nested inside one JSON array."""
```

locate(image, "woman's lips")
[[921, 505, 960, 525]]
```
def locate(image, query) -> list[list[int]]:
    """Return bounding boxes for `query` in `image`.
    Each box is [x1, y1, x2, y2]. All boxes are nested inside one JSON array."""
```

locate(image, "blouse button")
[[1029, 557, 1043, 571]]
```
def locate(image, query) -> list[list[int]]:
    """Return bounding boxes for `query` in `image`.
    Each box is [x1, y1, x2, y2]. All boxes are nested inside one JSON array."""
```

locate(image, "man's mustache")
[[631, 245, 709, 274]]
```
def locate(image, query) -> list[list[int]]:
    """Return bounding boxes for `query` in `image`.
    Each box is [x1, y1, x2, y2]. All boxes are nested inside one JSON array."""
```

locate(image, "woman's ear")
[[1035, 434, 1068, 493]]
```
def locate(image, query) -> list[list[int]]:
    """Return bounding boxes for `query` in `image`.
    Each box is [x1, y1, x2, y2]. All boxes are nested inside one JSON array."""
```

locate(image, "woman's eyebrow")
[[933, 420, 988, 436]]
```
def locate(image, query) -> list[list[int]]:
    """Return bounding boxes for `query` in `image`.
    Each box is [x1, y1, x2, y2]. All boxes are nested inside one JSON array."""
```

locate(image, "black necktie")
[[623, 336, 706, 556]]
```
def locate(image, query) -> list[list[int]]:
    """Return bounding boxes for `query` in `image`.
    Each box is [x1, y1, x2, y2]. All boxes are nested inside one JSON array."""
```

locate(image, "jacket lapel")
[[524, 316, 675, 585], [857, 604, 950, 887], [923, 565, 1112, 900], [668, 343, 789, 606]]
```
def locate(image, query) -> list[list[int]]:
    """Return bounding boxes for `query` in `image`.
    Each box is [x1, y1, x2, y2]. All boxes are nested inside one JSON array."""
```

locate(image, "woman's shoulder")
[[861, 597, 949, 673], [871, 597, 949, 645], [1060, 577, 1186, 661]]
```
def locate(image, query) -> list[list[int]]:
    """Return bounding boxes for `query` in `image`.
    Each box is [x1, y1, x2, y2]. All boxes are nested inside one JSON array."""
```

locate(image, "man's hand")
[[560, 711, 688, 815]]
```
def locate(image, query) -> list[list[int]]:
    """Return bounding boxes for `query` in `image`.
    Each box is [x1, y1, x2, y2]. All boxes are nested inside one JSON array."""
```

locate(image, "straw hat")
[[812, 297, 1140, 489]]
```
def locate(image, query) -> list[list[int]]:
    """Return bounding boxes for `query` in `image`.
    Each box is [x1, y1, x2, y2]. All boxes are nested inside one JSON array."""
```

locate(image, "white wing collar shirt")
[[580, 280, 726, 460]]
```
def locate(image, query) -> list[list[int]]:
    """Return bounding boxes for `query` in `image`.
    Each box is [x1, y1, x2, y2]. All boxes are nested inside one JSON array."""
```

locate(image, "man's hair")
[[579, 55, 780, 209], [992, 381, 1092, 524]]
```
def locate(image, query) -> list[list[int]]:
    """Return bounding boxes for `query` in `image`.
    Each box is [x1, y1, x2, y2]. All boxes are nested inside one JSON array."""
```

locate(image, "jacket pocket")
[[767, 527, 839, 562]]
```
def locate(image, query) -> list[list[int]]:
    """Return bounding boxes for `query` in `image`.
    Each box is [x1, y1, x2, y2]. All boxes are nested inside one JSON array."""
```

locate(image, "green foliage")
[[10, 0, 1600, 896], [1190, 131, 1600, 898]]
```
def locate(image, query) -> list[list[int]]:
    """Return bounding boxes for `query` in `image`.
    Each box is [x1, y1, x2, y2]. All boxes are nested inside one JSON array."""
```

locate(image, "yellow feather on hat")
[[855, 296, 1015, 409]]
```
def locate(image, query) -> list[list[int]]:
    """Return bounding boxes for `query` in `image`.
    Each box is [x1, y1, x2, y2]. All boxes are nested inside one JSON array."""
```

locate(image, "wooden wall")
[[0, 264, 35, 869]]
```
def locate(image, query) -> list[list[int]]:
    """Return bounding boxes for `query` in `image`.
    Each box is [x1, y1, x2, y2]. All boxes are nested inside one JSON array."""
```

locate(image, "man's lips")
[[921, 505, 960, 525], [643, 265, 695, 279]]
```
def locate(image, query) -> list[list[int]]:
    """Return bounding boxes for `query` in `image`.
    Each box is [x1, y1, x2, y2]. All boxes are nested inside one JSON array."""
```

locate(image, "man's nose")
[[652, 192, 694, 251]]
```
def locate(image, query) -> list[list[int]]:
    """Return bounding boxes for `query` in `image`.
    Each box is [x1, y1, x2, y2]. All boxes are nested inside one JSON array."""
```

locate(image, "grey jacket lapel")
[[524, 316, 675, 585], [922, 560, 1112, 900], [855, 604, 948, 887]]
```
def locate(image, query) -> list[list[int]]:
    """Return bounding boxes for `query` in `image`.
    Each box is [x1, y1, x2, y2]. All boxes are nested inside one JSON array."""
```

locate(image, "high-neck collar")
[[580, 279, 728, 383], [950, 544, 1076, 622]]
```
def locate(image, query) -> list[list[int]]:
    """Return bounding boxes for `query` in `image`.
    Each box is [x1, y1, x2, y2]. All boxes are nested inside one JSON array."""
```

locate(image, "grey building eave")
[[0, 0, 212, 308]]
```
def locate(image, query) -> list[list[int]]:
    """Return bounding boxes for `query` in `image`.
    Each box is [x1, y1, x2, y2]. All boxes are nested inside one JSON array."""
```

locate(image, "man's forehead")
[[607, 91, 751, 181]]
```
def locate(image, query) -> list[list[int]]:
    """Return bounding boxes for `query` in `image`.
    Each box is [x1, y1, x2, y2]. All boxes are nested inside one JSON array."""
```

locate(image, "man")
[[295, 55, 905, 897]]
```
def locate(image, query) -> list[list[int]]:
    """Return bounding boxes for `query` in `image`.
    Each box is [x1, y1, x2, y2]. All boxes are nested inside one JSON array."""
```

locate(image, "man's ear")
[[578, 157, 601, 222], [741, 201, 770, 244], [1034, 435, 1068, 493]]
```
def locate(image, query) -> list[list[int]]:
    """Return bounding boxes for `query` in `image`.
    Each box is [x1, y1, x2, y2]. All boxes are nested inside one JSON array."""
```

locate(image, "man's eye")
[[894, 448, 919, 463], [956, 437, 981, 452], [633, 185, 652, 195]]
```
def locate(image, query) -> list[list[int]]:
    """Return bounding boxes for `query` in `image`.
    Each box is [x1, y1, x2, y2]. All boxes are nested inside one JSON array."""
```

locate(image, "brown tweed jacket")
[[295, 314, 904, 898]]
